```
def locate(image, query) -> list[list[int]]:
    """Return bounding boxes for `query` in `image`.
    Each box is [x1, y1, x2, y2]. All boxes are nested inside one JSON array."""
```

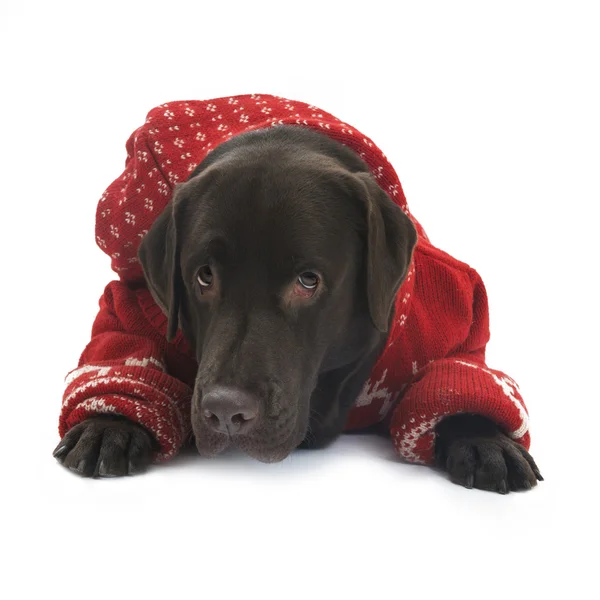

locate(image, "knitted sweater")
[[60, 94, 530, 464]]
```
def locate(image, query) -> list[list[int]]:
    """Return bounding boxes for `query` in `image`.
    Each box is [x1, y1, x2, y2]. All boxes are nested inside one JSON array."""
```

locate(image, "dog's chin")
[[193, 424, 307, 463], [236, 433, 302, 463]]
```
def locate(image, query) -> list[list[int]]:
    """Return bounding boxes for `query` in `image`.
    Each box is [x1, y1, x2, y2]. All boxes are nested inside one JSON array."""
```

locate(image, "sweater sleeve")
[[388, 267, 530, 465], [59, 281, 194, 462]]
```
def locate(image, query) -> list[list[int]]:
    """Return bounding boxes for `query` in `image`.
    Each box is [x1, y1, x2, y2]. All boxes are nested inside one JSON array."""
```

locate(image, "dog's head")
[[138, 126, 416, 462]]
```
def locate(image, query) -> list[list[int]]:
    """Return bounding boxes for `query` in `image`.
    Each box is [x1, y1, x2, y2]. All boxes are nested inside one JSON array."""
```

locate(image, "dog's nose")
[[201, 386, 259, 435]]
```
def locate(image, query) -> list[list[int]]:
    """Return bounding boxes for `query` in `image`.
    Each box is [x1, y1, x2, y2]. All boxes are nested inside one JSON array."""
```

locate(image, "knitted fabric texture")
[[60, 94, 530, 463]]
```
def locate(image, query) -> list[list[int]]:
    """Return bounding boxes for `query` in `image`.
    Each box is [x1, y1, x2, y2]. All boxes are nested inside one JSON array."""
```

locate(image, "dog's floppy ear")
[[138, 185, 184, 342], [354, 172, 417, 333]]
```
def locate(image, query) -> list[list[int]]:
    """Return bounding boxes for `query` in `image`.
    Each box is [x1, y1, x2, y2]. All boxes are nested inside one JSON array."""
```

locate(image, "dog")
[[53, 95, 542, 492]]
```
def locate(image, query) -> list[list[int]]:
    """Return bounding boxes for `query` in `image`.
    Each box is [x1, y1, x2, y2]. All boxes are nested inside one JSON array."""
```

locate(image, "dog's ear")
[[354, 172, 417, 333], [138, 185, 184, 342]]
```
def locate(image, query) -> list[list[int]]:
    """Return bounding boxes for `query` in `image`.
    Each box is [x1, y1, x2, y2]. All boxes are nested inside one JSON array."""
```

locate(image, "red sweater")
[[60, 94, 530, 464]]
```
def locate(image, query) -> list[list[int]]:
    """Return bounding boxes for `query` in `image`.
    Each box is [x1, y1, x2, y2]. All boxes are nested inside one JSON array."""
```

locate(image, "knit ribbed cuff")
[[389, 357, 530, 464], [60, 364, 193, 461]]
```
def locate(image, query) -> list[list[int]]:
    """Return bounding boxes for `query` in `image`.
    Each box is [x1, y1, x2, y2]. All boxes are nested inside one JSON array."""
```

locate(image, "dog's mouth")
[[193, 425, 306, 463]]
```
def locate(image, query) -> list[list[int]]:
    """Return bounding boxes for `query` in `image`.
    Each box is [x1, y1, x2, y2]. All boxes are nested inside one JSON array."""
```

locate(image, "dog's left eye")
[[297, 272, 319, 290]]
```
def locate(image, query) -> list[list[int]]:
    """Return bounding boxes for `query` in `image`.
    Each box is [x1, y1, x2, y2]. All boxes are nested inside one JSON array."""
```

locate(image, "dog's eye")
[[297, 272, 319, 290], [197, 265, 213, 288]]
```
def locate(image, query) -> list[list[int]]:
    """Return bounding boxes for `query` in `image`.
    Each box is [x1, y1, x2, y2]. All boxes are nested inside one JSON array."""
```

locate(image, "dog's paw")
[[435, 414, 543, 493], [53, 415, 156, 478]]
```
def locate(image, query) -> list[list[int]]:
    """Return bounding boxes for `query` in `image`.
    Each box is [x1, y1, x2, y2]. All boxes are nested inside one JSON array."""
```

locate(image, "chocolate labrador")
[[54, 125, 542, 492]]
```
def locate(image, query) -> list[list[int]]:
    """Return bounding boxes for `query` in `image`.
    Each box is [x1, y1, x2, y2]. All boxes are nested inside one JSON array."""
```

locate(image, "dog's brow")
[[183, 236, 229, 272], [204, 237, 228, 257], [291, 256, 333, 277]]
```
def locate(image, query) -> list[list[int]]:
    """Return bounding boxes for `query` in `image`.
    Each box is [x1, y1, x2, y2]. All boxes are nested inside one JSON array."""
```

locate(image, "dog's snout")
[[201, 386, 259, 435]]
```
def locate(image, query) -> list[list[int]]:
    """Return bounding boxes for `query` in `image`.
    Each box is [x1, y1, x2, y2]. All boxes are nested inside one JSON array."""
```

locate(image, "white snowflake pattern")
[[395, 416, 442, 464]]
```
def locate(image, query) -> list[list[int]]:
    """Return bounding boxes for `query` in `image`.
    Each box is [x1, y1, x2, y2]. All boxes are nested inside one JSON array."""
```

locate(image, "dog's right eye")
[[197, 265, 214, 288]]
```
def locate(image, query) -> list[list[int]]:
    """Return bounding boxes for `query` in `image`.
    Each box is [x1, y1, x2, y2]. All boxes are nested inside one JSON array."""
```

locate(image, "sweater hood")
[[96, 93, 426, 280]]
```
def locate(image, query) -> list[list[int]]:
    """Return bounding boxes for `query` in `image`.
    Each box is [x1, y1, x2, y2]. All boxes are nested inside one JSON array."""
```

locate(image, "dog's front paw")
[[435, 414, 543, 493], [53, 415, 156, 478]]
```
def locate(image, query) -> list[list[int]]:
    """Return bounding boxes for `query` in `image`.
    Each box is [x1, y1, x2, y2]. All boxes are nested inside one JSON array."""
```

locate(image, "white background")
[[1, 1, 598, 598]]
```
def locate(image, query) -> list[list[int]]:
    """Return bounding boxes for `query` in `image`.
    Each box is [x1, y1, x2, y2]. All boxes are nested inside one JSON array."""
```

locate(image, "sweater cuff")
[[60, 364, 193, 461], [389, 357, 530, 465]]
